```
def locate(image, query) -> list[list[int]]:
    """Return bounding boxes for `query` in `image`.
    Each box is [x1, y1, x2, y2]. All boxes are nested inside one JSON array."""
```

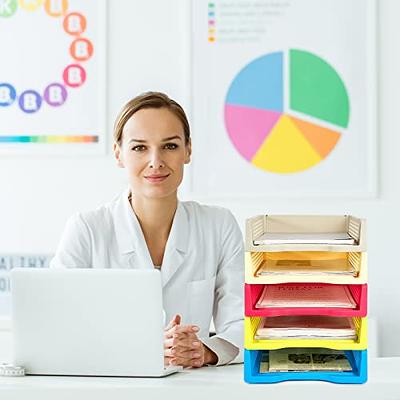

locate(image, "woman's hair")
[[113, 91, 191, 146]]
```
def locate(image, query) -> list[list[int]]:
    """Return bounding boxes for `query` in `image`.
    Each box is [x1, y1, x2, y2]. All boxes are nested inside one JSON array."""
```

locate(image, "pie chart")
[[224, 49, 350, 173]]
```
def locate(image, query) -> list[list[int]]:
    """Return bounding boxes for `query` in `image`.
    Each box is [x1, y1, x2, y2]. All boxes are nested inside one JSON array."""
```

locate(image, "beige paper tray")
[[246, 215, 366, 252]]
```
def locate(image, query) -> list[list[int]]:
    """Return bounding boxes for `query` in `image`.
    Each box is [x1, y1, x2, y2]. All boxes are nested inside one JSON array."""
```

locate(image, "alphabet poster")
[[0, 0, 105, 155]]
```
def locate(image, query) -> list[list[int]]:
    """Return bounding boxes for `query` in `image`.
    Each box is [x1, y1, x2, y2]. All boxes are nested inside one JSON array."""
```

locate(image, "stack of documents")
[[259, 348, 352, 373], [255, 251, 357, 277], [255, 316, 357, 340], [255, 284, 357, 309], [254, 232, 355, 245]]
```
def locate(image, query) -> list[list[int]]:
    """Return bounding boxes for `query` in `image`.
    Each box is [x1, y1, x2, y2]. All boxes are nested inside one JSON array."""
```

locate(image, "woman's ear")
[[184, 139, 192, 164], [113, 142, 125, 168]]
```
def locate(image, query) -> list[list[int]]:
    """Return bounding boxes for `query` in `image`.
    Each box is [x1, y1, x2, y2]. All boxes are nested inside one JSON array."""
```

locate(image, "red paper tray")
[[244, 282, 367, 317]]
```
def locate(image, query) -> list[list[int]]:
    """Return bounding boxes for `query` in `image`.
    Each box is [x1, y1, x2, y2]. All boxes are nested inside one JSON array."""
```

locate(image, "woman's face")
[[114, 107, 191, 200]]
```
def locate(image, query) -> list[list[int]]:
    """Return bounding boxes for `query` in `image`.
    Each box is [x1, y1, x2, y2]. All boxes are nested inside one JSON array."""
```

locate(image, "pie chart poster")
[[191, 0, 376, 197], [0, 0, 106, 155]]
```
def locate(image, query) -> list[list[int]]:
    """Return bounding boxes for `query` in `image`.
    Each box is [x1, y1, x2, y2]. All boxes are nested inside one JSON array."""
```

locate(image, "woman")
[[50, 91, 244, 367]]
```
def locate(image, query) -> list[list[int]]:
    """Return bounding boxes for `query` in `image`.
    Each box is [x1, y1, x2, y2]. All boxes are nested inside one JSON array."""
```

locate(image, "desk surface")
[[1, 357, 399, 400]]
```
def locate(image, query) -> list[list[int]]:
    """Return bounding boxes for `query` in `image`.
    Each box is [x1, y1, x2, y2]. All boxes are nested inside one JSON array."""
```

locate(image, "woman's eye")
[[164, 143, 178, 150], [132, 145, 146, 152]]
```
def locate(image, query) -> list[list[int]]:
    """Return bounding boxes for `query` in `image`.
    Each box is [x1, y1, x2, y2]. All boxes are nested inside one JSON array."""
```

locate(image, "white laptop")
[[11, 268, 181, 377]]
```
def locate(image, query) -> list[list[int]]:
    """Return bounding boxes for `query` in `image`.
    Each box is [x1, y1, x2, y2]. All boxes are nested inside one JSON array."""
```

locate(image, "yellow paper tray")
[[245, 251, 368, 284], [244, 316, 368, 351]]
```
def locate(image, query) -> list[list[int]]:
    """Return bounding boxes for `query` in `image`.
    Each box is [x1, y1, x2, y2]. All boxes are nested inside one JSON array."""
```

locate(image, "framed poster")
[[191, 0, 377, 197], [0, 0, 106, 155]]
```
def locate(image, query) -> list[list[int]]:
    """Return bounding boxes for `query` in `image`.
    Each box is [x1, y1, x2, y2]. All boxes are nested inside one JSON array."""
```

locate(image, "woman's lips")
[[144, 174, 170, 183]]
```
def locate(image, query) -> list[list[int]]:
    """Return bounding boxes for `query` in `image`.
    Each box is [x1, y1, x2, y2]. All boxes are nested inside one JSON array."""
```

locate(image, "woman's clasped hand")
[[164, 314, 218, 367]]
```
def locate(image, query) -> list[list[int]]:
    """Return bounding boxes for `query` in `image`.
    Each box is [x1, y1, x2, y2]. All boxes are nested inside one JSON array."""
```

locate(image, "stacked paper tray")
[[245, 283, 368, 317], [244, 349, 368, 384], [246, 215, 366, 253], [245, 251, 368, 284], [243, 214, 368, 384], [244, 316, 368, 351]]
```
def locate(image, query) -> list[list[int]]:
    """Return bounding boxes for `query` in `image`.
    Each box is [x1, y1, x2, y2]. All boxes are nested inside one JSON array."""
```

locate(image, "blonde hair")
[[113, 91, 190, 146]]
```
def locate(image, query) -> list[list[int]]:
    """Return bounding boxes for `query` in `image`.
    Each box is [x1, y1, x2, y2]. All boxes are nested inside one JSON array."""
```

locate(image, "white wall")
[[1, 0, 399, 357]]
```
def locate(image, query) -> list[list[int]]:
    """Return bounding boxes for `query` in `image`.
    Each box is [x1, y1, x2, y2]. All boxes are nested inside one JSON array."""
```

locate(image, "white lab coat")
[[50, 189, 244, 365]]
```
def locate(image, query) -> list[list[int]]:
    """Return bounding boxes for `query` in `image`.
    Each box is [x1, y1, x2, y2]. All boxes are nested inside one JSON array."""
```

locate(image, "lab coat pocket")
[[187, 276, 216, 338]]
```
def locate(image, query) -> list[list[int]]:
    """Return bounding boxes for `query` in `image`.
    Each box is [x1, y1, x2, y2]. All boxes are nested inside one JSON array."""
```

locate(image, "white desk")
[[0, 358, 399, 400]]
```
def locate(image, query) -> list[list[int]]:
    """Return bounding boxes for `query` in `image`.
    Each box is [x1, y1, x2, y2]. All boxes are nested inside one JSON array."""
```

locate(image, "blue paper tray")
[[244, 349, 367, 384]]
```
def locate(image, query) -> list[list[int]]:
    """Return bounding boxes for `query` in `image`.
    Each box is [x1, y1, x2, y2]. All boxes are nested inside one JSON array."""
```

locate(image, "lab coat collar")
[[112, 189, 189, 286], [160, 199, 189, 287], [113, 188, 142, 255]]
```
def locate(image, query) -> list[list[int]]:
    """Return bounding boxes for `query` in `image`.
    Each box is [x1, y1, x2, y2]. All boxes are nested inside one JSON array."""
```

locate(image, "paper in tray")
[[255, 315, 357, 340], [255, 252, 357, 277], [266, 348, 352, 373], [255, 284, 357, 309], [254, 232, 355, 245]]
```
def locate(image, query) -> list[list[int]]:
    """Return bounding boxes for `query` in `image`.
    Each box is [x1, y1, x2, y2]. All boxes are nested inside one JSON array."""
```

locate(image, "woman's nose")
[[149, 150, 165, 169]]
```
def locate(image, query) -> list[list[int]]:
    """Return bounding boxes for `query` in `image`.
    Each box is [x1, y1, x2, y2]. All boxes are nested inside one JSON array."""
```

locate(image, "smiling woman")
[[114, 103, 191, 202], [50, 91, 244, 369]]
